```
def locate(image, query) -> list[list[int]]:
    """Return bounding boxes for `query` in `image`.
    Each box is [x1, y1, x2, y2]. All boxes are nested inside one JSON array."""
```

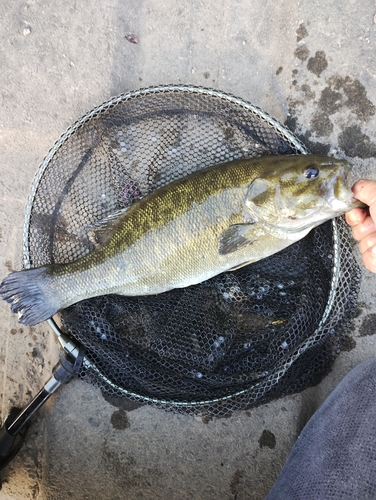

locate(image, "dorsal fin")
[[86, 207, 130, 246]]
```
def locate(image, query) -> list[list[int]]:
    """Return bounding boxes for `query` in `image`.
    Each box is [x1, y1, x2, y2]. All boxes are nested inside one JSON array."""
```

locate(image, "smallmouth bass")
[[0, 154, 364, 325]]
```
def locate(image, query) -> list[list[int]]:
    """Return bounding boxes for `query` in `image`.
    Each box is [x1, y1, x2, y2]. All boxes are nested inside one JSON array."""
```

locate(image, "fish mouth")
[[322, 165, 366, 212], [348, 197, 367, 209]]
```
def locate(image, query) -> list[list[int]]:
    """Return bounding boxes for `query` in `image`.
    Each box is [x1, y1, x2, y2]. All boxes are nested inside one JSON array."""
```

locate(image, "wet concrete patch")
[[301, 84, 315, 100], [293, 129, 330, 155], [294, 45, 310, 61], [311, 110, 333, 136], [359, 314, 376, 337], [307, 50, 328, 77], [202, 414, 214, 424], [258, 429, 276, 449], [317, 86, 343, 115], [341, 335, 357, 352], [230, 469, 244, 498], [338, 125, 376, 158], [327, 74, 376, 121], [288, 29, 376, 158], [5, 260, 13, 272], [111, 408, 131, 430], [296, 23, 309, 42]]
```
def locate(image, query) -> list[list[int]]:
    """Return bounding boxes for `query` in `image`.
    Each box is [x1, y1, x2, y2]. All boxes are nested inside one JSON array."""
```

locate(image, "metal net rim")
[[20, 85, 344, 408]]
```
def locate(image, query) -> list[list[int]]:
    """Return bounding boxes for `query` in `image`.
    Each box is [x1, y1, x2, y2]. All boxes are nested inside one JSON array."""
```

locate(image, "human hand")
[[345, 179, 376, 273]]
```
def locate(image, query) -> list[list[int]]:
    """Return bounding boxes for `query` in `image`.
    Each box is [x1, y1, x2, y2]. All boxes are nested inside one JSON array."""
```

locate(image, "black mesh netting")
[[24, 86, 361, 416]]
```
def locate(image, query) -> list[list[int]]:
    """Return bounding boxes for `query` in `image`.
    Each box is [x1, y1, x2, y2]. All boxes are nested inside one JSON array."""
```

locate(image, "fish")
[[0, 154, 365, 326]]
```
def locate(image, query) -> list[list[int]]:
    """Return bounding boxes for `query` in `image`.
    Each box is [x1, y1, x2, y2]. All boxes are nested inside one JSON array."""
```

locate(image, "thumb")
[[352, 179, 376, 207]]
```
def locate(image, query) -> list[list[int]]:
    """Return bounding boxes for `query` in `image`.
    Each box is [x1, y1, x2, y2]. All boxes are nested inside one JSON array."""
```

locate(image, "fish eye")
[[304, 166, 320, 179]]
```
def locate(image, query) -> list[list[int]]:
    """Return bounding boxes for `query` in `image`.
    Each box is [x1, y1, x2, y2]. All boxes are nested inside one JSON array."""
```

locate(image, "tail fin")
[[0, 267, 60, 326]]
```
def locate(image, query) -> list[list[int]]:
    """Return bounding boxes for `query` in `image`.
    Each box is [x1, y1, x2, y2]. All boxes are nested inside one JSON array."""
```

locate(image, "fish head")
[[245, 155, 365, 235]]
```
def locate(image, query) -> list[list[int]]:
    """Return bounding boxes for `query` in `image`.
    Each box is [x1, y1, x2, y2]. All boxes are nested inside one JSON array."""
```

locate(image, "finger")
[[351, 215, 376, 242], [345, 207, 368, 226], [358, 232, 376, 254], [352, 179, 376, 206], [361, 246, 376, 274]]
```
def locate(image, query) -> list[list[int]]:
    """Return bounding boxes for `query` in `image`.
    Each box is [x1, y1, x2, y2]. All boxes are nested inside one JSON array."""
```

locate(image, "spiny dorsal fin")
[[86, 207, 130, 246]]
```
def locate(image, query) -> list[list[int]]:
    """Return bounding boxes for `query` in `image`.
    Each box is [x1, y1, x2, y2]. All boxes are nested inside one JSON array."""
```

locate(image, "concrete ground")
[[1, 1, 376, 498]]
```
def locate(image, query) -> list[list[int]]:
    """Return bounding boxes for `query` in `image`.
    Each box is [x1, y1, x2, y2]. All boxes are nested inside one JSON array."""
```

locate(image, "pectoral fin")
[[86, 207, 129, 246], [219, 224, 258, 255]]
